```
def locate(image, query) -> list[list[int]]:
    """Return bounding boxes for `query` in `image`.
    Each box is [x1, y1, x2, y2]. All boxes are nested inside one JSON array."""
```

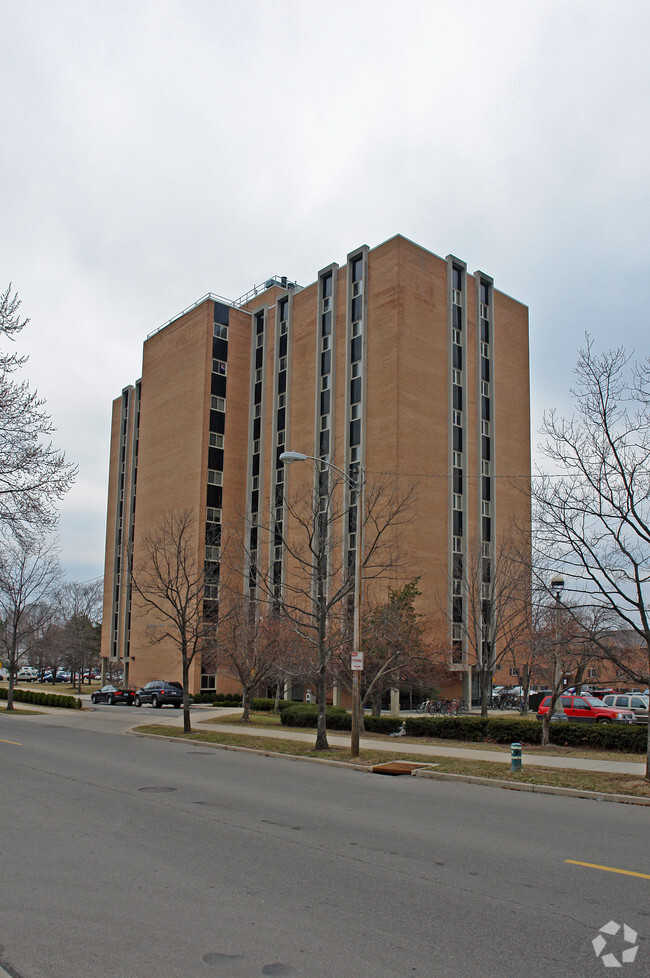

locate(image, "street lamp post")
[[550, 574, 565, 718], [280, 450, 365, 757]]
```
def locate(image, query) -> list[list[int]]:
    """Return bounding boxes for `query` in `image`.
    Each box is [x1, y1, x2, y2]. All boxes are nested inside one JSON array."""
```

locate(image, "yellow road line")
[[0, 737, 21, 745], [565, 860, 650, 880]]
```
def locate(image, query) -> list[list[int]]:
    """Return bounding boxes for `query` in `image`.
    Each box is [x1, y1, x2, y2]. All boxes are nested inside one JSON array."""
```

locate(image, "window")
[[352, 320, 362, 337], [255, 367, 263, 383], [207, 470, 223, 486], [482, 500, 490, 516], [351, 403, 361, 420], [279, 356, 287, 371], [453, 535, 462, 553], [452, 289, 462, 306], [482, 420, 490, 436], [452, 579, 462, 595], [351, 362, 361, 378], [481, 342, 489, 359], [453, 368, 462, 386], [453, 493, 462, 510], [509, 667, 518, 677], [207, 507, 221, 523], [211, 396, 225, 412], [453, 450, 462, 468], [482, 542, 490, 557], [481, 380, 490, 396], [256, 333, 264, 348], [452, 327, 461, 345], [482, 460, 490, 476], [214, 324, 228, 339], [278, 392, 286, 408], [321, 374, 330, 390], [209, 432, 224, 449], [253, 439, 260, 454], [323, 296, 331, 312], [352, 281, 362, 297], [252, 475, 259, 490], [452, 623, 462, 640], [254, 403, 261, 419], [205, 545, 220, 561], [453, 409, 462, 426]]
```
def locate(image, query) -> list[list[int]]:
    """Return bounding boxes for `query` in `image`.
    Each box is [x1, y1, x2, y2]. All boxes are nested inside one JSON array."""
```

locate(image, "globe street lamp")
[[280, 450, 365, 757]]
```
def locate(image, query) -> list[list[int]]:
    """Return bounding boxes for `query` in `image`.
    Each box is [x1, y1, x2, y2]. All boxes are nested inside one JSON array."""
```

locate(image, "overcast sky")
[[1, 0, 648, 583]]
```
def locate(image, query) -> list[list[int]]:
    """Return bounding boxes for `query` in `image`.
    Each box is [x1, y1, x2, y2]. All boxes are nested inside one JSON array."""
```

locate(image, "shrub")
[[405, 716, 489, 741], [251, 697, 292, 712], [280, 704, 350, 729], [0, 687, 81, 709], [363, 716, 403, 735]]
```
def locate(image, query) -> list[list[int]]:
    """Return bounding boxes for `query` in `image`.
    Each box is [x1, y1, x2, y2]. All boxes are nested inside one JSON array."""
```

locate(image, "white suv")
[[602, 693, 648, 724]]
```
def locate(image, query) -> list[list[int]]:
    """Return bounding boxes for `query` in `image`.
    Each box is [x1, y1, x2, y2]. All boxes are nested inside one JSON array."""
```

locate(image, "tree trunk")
[[521, 663, 530, 714], [181, 645, 191, 734], [479, 669, 490, 718], [372, 695, 381, 717], [241, 688, 251, 722]]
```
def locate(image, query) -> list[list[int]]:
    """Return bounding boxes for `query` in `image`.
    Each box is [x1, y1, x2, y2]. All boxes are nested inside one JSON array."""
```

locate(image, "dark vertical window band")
[[271, 295, 291, 603], [345, 247, 368, 576], [123, 380, 141, 661], [315, 266, 338, 570], [475, 272, 494, 687], [247, 308, 266, 597], [447, 256, 467, 668], [111, 386, 135, 659], [201, 302, 230, 690]]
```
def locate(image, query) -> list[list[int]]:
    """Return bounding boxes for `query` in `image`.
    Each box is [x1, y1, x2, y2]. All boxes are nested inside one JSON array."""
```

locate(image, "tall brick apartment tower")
[[101, 235, 530, 702]]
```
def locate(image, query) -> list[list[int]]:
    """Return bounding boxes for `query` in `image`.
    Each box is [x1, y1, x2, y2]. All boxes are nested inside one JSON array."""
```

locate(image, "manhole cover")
[[138, 786, 177, 792]]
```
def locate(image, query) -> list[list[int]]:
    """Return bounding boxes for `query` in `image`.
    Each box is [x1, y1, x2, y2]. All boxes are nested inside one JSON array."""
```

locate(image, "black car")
[[91, 684, 134, 706], [133, 681, 183, 708]]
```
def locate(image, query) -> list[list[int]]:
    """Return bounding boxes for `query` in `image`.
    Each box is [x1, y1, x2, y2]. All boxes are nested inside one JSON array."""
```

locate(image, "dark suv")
[[134, 681, 183, 709]]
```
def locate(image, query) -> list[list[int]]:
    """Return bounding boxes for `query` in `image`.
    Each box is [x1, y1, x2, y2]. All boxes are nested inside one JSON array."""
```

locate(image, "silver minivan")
[[602, 693, 648, 724]]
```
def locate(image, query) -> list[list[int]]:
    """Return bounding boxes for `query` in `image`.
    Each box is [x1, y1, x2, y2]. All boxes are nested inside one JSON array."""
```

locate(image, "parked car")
[[133, 681, 183, 708], [601, 693, 649, 724], [537, 694, 635, 724], [91, 684, 134, 706], [16, 667, 39, 682]]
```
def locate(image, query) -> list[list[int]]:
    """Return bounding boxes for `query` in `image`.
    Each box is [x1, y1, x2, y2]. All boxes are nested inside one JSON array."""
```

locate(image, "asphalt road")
[[1, 708, 648, 978]]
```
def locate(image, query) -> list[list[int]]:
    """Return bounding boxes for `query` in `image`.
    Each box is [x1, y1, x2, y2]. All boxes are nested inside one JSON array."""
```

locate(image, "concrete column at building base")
[[390, 688, 400, 716]]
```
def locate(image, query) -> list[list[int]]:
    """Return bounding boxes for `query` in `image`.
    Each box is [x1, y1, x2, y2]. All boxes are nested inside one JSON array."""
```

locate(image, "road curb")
[[132, 729, 370, 772], [414, 768, 650, 805]]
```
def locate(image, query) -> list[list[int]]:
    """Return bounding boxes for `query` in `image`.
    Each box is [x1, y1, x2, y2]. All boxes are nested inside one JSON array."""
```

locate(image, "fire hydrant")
[[511, 742, 522, 772]]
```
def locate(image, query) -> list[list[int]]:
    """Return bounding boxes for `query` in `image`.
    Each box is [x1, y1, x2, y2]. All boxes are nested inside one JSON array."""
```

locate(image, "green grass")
[[134, 717, 650, 800]]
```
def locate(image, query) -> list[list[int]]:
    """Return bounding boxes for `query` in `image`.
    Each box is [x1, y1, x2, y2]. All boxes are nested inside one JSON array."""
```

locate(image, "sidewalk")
[[156, 708, 648, 777]]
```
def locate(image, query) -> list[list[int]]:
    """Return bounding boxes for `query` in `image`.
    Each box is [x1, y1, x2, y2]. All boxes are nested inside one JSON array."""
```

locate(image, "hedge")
[[250, 698, 292, 712], [0, 687, 82, 710], [280, 706, 403, 736], [404, 714, 647, 753], [281, 704, 351, 729], [279, 707, 646, 753]]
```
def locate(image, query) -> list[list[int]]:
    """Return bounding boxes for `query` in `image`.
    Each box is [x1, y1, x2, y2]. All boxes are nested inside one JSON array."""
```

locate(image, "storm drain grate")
[[372, 762, 430, 776]]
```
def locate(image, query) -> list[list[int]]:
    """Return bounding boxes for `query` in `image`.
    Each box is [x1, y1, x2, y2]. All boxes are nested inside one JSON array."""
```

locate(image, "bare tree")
[[0, 534, 62, 709], [334, 579, 440, 719], [214, 597, 299, 722], [441, 534, 531, 717], [242, 470, 415, 750], [0, 285, 76, 533], [130, 509, 219, 733], [534, 339, 650, 776]]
